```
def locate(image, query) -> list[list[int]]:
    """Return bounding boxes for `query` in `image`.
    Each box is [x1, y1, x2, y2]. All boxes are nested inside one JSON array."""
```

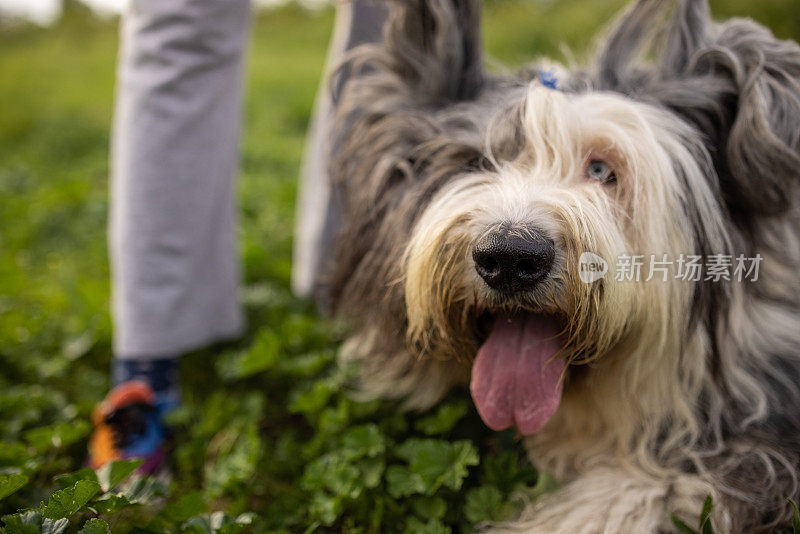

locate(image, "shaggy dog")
[[325, 0, 800, 531]]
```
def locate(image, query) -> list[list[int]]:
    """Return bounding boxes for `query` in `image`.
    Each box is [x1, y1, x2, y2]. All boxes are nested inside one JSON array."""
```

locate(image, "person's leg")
[[92, 0, 251, 471], [110, 0, 251, 362], [291, 0, 386, 307]]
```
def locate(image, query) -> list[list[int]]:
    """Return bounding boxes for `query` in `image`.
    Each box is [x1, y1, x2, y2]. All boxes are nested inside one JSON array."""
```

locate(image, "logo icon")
[[578, 252, 608, 284]]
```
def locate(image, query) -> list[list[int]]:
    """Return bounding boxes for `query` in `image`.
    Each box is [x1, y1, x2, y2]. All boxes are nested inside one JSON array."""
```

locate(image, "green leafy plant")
[[671, 495, 715, 534], [789, 499, 800, 533], [2, 1, 799, 532]]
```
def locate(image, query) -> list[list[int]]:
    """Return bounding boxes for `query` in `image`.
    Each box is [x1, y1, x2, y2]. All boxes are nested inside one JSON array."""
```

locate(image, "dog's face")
[[403, 84, 734, 434], [331, 0, 800, 442]]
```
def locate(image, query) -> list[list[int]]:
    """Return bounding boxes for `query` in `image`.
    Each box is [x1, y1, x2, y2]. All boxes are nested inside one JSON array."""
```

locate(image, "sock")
[[112, 358, 181, 413]]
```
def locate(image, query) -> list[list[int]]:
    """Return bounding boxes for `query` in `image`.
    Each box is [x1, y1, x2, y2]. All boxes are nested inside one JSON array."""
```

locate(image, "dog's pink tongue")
[[470, 313, 565, 435]]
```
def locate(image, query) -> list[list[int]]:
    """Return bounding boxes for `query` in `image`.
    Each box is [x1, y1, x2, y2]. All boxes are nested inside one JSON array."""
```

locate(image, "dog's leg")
[[484, 467, 722, 534]]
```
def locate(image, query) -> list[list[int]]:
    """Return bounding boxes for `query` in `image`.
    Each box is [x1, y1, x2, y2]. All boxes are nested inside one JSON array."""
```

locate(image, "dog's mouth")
[[469, 311, 567, 435]]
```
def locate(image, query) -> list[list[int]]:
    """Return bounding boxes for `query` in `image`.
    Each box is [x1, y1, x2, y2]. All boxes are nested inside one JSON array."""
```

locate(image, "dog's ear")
[[597, 0, 800, 218], [374, 0, 484, 102], [658, 0, 800, 217]]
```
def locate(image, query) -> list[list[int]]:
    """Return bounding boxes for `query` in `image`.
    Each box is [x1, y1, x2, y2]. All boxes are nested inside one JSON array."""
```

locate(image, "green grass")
[[1, 1, 798, 532]]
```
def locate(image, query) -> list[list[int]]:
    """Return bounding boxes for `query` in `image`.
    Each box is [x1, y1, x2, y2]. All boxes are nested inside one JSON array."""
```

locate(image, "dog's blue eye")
[[586, 160, 616, 183]]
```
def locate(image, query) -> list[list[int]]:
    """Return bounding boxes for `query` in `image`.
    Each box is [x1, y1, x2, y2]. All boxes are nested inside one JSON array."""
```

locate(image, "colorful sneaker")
[[88, 380, 169, 475]]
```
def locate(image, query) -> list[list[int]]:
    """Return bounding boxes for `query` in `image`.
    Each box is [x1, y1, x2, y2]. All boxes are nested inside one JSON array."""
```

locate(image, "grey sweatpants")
[[109, 0, 384, 360]]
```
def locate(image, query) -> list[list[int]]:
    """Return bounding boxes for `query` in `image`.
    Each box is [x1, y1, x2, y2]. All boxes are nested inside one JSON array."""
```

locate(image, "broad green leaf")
[[289, 380, 336, 418], [204, 424, 261, 498], [385, 466, 426, 498], [302, 453, 362, 498], [209, 511, 229, 531], [53, 469, 98, 490], [277, 351, 335, 377], [182, 515, 214, 534], [42, 518, 70, 534], [341, 424, 386, 459], [2, 511, 41, 534], [415, 402, 468, 435], [78, 518, 110, 534], [159, 491, 207, 523], [358, 457, 385, 489], [41, 480, 101, 519], [216, 329, 280, 380], [119, 475, 168, 504], [316, 402, 352, 436], [308, 493, 343, 526], [395, 439, 479, 494], [233, 513, 256, 526], [89, 494, 135, 514], [482, 451, 538, 492], [411, 496, 447, 520], [0, 473, 29, 501], [95, 459, 143, 492], [464, 486, 505, 524], [438, 441, 479, 490], [197, 393, 263, 437]]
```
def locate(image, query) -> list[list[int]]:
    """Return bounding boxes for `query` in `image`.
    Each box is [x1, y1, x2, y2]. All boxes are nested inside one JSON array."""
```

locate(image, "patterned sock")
[[112, 358, 181, 413]]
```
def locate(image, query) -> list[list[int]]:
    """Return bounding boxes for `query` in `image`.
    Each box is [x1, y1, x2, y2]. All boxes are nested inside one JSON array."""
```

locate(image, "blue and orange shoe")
[[88, 380, 169, 475]]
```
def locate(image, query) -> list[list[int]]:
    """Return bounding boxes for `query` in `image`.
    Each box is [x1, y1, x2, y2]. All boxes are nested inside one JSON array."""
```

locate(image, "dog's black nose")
[[472, 227, 555, 292]]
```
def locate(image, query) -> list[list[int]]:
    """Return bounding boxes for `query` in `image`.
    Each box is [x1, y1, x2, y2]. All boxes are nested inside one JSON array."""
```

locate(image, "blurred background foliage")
[[0, 0, 798, 532]]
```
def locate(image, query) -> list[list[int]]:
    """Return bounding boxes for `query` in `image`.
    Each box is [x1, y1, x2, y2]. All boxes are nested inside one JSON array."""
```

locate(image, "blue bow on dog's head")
[[538, 69, 559, 90]]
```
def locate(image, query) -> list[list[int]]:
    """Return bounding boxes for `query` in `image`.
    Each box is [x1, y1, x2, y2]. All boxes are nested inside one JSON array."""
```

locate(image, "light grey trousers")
[[109, 0, 384, 360]]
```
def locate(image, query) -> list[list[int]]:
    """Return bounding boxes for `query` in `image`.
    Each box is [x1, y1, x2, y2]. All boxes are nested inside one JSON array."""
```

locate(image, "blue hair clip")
[[538, 69, 559, 91]]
